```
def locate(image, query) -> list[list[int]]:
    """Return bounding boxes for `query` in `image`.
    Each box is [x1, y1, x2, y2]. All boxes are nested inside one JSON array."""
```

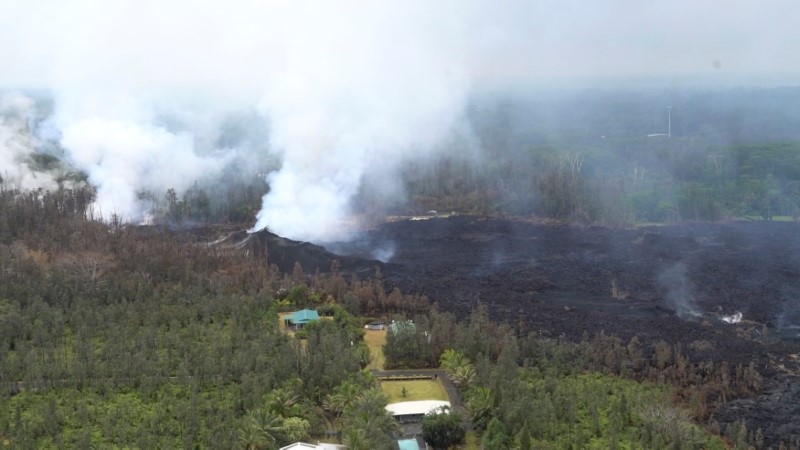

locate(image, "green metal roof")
[[397, 439, 420, 450], [291, 309, 319, 324]]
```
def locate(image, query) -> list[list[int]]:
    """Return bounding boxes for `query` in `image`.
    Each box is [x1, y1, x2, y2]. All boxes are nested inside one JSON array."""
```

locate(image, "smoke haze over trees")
[[395, 87, 800, 224], [2, 0, 800, 241], [5, 87, 800, 232]]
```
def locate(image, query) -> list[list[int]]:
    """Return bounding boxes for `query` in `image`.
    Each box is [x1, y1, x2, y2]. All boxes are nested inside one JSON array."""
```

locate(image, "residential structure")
[[364, 321, 386, 330], [279, 442, 345, 450], [385, 400, 451, 423], [284, 309, 320, 330]]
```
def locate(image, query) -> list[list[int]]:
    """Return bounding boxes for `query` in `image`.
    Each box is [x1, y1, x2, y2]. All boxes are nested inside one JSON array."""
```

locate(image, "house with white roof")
[[385, 400, 451, 423], [279, 442, 345, 450]]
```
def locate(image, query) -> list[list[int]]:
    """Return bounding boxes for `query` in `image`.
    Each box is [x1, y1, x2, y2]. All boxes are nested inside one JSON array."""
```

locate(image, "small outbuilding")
[[284, 309, 320, 330], [365, 321, 386, 330]]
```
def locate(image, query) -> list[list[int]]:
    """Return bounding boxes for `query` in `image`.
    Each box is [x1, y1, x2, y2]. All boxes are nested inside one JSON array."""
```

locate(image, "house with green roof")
[[284, 309, 320, 330]]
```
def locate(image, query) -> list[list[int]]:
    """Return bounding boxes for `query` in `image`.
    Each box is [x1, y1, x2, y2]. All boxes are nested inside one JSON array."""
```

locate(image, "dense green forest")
[[0, 187, 778, 449]]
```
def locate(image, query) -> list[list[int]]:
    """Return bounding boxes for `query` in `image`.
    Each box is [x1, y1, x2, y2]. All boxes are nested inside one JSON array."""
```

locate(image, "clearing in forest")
[[364, 329, 387, 370], [277, 312, 296, 336], [380, 379, 449, 404]]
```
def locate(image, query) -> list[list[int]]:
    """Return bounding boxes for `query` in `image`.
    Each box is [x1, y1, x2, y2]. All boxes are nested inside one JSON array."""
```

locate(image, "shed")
[[365, 321, 386, 331]]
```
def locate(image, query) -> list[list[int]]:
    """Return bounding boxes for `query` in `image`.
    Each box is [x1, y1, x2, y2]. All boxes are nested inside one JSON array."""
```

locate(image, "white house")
[[279, 443, 346, 450], [385, 400, 451, 423]]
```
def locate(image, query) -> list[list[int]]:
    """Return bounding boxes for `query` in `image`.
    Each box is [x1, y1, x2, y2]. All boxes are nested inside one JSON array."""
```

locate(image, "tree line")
[[388, 89, 800, 224], [385, 305, 781, 449], [0, 186, 791, 449]]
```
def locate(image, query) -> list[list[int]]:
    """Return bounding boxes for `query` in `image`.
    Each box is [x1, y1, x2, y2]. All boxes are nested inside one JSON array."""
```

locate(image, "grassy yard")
[[277, 313, 295, 336], [364, 329, 386, 370], [461, 431, 480, 449], [380, 379, 449, 403], [277, 314, 306, 349]]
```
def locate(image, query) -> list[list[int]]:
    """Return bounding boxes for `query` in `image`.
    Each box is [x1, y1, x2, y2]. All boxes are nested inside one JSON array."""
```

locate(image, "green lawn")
[[364, 329, 386, 370], [380, 379, 449, 403], [461, 431, 480, 449], [277, 312, 296, 335]]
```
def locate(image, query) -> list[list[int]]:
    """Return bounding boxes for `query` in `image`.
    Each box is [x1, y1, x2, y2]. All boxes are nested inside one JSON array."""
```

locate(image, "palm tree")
[[343, 428, 371, 450], [450, 364, 476, 389], [354, 387, 388, 407], [349, 406, 398, 437], [266, 388, 301, 418], [237, 420, 268, 450], [439, 349, 469, 374], [237, 408, 283, 450], [324, 381, 360, 414], [466, 386, 494, 432], [341, 388, 398, 449]]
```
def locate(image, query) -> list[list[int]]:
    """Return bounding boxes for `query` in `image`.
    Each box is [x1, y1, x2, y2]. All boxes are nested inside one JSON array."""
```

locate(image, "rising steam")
[[4, 0, 800, 240], [250, 3, 471, 241], [657, 262, 702, 319], [11, 1, 478, 237], [55, 92, 237, 221], [0, 93, 60, 190]]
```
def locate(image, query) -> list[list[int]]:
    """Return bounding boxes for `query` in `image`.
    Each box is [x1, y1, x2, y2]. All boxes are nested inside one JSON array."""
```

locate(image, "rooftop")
[[290, 309, 320, 324], [279, 443, 318, 450], [397, 438, 422, 450], [386, 400, 451, 417], [279, 443, 345, 450]]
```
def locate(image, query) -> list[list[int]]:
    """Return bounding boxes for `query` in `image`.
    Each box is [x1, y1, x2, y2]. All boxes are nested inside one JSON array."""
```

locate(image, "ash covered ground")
[[323, 216, 800, 442], [332, 217, 800, 343]]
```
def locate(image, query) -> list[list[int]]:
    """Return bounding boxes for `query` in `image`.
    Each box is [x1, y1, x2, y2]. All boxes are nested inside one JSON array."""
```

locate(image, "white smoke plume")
[[657, 262, 702, 319], [54, 91, 237, 221], [250, 3, 472, 241], [0, 92, 59, 190], [36, 1, 478, 238], [4, 1, 482, 234], [3, 0, 800, 239]]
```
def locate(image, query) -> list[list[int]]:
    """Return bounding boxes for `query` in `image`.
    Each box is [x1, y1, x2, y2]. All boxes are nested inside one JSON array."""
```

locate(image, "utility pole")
[[667, 106, 672, 138], [647, 106, 674, 138]]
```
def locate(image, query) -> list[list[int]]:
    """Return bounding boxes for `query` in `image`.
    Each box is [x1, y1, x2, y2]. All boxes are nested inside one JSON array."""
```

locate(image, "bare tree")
[[58, 251, 116, 286]]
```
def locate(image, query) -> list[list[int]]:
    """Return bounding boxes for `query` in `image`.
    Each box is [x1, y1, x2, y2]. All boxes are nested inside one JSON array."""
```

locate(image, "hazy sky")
[[1, 0, 798, 89], [2, 0, 798, 241]]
